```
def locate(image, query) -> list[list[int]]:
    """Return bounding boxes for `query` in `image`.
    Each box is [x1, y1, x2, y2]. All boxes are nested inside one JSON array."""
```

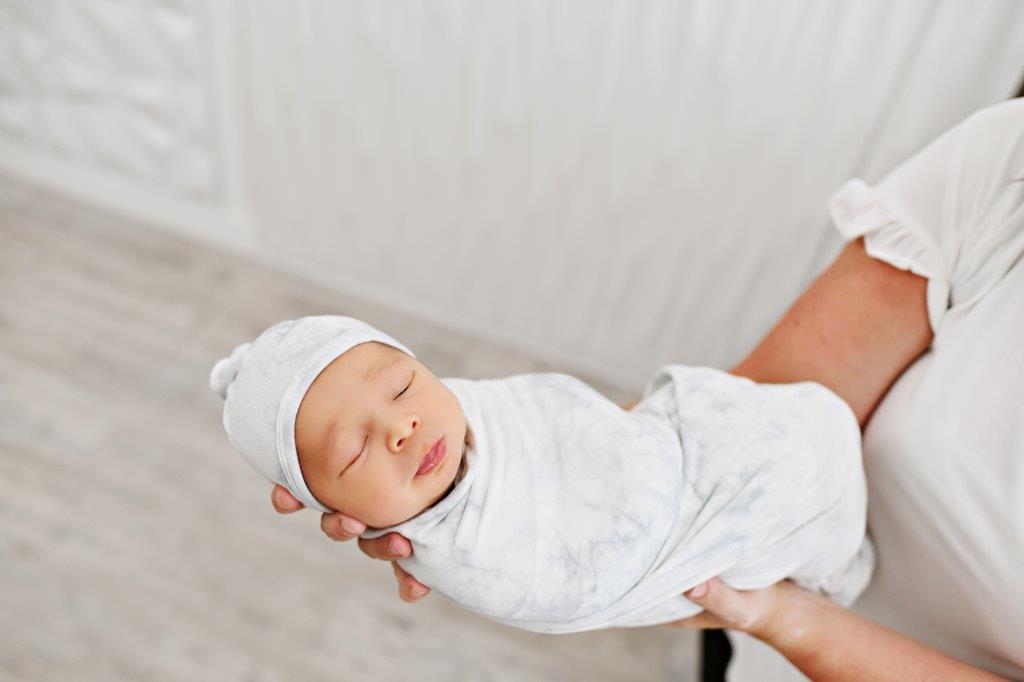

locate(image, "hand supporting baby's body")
[[336, 366, 873, 634]]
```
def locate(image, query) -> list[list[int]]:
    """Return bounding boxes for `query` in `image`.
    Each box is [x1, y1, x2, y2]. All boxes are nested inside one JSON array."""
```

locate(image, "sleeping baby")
[[209, 315, 874, 634]]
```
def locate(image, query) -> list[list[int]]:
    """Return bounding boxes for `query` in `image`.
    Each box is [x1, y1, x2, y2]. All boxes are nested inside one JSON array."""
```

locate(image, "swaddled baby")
[[210, 315, 873, 634]]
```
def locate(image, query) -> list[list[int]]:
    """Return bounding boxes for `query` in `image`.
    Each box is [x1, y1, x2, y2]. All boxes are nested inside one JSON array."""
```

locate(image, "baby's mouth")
[[416, 436, 446, 476]]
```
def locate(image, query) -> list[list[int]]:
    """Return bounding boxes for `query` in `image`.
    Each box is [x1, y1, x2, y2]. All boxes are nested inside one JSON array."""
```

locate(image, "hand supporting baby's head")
[[209, 315, 467, 529]]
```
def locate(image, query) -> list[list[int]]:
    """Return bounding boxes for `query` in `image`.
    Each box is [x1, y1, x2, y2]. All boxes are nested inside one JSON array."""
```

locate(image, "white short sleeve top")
[[729, 97, 1024, 680]]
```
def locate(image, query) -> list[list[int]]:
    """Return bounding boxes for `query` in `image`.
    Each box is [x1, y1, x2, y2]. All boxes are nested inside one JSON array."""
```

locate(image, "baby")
[[210, 315, 873, 634]]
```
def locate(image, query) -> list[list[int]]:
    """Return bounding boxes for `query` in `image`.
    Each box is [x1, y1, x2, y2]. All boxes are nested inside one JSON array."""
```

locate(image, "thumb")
[[684, 579, 711, 601], [272, 484, 303, 513], [683, 577, 758, 631]]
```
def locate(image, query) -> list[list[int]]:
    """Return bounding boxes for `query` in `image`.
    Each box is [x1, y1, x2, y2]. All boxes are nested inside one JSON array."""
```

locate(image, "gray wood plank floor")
[[0, 173, 698, 681]]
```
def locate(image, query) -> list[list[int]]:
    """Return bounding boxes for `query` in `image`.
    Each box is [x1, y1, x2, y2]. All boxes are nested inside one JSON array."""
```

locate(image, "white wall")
[[2, 0, 1022, 391], [0, 0, 218, 197]]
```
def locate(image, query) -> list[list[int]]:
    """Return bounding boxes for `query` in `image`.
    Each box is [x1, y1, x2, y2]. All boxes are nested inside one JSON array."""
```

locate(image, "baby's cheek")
[[310, 474, 342, 511], [372, 475, 395, 503], [370, 487, 421, 528], [299, 466, 322, 499]]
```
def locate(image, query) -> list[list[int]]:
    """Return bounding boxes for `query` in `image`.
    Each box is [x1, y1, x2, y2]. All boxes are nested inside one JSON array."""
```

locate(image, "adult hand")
[[271, 484, 431, 603], [666, 575, 1001, 681], [665, 577, 794, 641]]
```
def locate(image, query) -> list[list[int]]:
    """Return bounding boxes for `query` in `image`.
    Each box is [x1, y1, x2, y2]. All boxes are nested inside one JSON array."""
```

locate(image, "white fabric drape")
[[1, 0, 1022, 393]]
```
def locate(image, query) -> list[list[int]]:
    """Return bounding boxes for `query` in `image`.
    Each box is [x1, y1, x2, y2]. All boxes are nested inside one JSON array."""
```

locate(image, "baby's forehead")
[[309, 342, 401, 392], [325, 341, 408, 387], [298, 342, 406, 444], [358, 342, 407, 378]]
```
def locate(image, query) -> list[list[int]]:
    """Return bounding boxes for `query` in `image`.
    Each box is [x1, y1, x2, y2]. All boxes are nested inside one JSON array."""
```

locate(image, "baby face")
[[294, 341, 467, 528]]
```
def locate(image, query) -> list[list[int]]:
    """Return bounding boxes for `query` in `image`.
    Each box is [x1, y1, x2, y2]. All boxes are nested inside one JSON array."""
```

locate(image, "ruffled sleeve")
[[828, 97, 1024, 336], [828, 178, 951, 334]]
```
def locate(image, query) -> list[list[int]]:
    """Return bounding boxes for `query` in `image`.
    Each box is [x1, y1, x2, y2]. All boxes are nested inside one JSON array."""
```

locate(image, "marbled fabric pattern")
[[363, 365, 873, 634]]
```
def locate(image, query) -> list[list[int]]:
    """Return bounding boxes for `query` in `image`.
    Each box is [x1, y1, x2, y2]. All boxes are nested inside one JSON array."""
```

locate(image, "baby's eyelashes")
[[394, 374, 414, 400]]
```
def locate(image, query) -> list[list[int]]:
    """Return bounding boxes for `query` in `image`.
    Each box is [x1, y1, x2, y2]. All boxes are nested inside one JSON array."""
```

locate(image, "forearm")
[[760, 584, 1004, 681]]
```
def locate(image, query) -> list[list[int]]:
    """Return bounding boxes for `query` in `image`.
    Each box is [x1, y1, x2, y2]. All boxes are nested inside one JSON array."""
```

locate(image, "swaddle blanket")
[[363, 365, 874, 634]]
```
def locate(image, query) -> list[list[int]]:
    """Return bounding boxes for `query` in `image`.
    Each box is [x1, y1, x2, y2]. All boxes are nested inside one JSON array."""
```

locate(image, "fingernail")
[[341, 519, 363, 534], [389, 538, 404, 555], [411, 585, 428, 598], [686, 582, 708, 599]]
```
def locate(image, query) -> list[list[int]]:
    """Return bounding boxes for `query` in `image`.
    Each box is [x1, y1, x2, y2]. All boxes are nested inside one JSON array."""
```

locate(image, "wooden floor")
[[0, 173, 698, 681]]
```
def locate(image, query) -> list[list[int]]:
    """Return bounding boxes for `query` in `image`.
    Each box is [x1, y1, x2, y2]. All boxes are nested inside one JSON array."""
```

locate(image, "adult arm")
[[672, 578, 1005, 681]]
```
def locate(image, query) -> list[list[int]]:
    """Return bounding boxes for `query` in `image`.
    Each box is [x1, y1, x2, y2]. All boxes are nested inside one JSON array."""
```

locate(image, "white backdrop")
[[0, 0, 218, 197], [2, 0, 1022, 391]]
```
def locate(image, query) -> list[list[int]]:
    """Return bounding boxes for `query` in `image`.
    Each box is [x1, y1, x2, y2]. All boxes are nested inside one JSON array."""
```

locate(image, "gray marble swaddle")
[[363, 364, 874, 634]]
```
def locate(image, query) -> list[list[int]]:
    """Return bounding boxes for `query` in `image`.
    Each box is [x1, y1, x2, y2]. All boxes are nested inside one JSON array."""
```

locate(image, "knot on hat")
[[209, 341, 253, 399]]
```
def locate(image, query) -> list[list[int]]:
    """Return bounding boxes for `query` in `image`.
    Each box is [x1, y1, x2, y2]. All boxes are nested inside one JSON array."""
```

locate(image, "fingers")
[[357, 532, 413, 561], [682, 577, 760, 631], [272, 485, 303, 514], [664, 579, 729, 629], [392, 562, 431, 603], [320, 512, 366, 541]]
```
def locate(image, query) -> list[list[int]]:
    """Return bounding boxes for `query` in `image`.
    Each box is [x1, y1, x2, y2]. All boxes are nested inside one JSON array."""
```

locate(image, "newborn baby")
[[210, 315, 873, 634]]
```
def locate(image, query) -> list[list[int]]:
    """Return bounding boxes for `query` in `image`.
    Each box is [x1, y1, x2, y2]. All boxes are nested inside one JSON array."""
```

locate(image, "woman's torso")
[[851, 255, 1024, 677]]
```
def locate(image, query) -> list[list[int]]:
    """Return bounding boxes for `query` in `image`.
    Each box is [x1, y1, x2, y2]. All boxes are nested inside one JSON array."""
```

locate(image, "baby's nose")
[[390, 416, 420, 451]]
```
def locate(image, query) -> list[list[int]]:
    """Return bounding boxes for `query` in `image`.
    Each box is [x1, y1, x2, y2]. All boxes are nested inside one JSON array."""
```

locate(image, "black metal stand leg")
[[700, 629, 733, 682]]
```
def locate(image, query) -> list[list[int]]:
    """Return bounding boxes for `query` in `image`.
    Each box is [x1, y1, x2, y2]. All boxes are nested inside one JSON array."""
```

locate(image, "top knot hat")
[[208, 315, 415, 512]]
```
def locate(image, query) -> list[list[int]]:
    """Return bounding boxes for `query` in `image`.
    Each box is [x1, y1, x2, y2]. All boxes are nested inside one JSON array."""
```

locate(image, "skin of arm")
[[673, 578, 1006, 681]]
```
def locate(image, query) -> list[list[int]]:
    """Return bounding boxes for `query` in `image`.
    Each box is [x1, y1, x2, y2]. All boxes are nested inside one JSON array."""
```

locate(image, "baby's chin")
[[358, 502, 431, 530]]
